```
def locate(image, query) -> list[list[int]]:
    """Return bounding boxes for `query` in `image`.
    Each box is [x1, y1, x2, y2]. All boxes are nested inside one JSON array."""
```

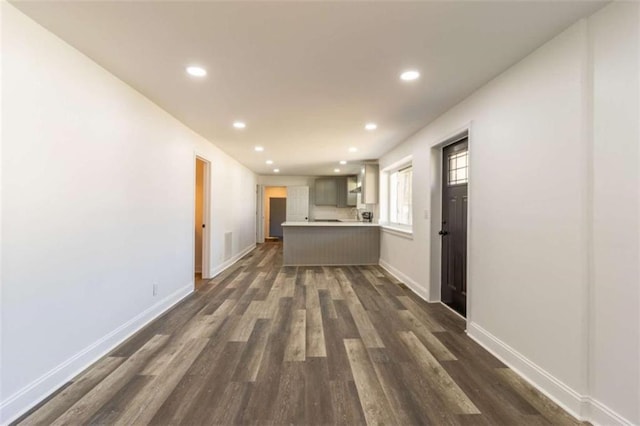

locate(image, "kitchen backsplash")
[[311, 205, 358, 220]]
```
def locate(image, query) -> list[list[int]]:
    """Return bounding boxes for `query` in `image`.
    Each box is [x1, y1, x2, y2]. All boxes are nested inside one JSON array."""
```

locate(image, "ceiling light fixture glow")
[[334, 168, 341, 173], [186, 66, 207, 77], [233, 121, 246, 129], [400, 70, 420, 81], [254, 146, 264, 152], [273, 168, 280, 173], [339, 160, 347, 165], [266, 160, 273, 165], [348, 147, 357, 153], [365, 123, 377, 131]]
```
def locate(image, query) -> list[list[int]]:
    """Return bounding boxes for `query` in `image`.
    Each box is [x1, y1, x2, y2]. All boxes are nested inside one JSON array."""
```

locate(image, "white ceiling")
[[13, 1, 605, 176]]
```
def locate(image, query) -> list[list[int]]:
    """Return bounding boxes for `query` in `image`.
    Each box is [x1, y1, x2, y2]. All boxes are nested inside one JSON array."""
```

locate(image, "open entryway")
[[440, 138, 469, 317], [264, 187, 287, 240], [194, 156, 210, 289]]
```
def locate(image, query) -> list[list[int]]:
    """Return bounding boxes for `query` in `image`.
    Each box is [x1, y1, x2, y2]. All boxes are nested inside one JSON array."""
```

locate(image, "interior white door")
[[286, 186, 309, 222]]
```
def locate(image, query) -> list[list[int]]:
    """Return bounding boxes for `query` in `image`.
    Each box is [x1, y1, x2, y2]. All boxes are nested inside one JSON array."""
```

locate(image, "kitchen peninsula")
[[282, 221, 380, 266]]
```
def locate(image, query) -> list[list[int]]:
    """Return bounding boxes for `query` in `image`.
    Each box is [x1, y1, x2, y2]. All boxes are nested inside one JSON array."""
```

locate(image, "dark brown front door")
[[440, 139, 468, 317]]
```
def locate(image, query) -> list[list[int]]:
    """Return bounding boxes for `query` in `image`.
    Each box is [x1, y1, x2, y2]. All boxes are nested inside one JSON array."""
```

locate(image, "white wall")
[[589, 4, 640, 425], [378, 3, 639, 425], [0, 4, 256, 423]]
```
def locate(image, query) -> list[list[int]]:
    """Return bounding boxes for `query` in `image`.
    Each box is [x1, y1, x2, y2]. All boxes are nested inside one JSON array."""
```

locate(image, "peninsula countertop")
[[281, 221, 380, 227], [282, 220, 380, 265]]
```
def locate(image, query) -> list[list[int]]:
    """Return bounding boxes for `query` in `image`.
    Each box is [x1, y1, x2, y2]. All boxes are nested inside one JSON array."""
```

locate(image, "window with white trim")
[[389, 165, 412, 227]]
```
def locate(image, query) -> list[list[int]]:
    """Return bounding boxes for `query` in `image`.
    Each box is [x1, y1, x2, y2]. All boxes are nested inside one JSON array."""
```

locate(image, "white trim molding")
[[467, 321, 633, 426], [379, 258, 430, 301], [209, 243, 256, 278], [380, 224, 413, 240], [0, 283, 194, 425], [583, 397, 635, 426]]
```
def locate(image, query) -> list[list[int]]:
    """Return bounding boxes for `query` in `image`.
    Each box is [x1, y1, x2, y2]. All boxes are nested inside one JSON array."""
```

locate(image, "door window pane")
[[448, 151, 468, 186]]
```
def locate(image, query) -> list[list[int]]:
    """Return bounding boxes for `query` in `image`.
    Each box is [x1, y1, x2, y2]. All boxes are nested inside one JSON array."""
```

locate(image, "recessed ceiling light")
[[334, 168, 341, 173], [266, 160, 273, 165], [254, 146, 264, 152], [339, 160, 347, 165], [233, 121, 246, 129], [400, 70, 420, 81], [365, 123, 377, 131], [186, 66, 207, 77], [348, 147, 358, 153], [273, 168, 280, 173]]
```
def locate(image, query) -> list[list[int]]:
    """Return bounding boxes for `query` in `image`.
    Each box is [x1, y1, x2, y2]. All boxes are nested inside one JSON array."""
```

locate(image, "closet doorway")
[[194, 156, 211, 288], [264, 187, 287, 240]]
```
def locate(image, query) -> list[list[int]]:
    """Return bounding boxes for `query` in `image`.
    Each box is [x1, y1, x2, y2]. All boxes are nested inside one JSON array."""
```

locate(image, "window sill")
[[380, 224, 413, 240]]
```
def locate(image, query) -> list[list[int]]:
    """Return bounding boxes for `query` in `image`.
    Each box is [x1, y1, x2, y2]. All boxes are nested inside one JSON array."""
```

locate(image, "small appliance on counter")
[[361, 211, 373, 222]]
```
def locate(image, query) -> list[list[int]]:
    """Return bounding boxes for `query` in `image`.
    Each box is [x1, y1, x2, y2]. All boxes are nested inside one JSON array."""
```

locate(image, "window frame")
[[382, 158, 413, 233]]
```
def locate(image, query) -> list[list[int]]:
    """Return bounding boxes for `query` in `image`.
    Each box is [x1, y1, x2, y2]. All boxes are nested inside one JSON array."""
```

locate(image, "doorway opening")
[[264, 186, 287, 240], [439, 138, 469, 317], [194, 156, 210, 289]]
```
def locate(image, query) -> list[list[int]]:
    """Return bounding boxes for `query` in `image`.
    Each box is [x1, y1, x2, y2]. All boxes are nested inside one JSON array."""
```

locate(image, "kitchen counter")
[[282, 221, 379, 227], [282, 221, 380, 266]]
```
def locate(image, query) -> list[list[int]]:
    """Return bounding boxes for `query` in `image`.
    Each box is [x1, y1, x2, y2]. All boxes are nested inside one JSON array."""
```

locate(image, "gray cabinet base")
[[283, 226, 380, 266]]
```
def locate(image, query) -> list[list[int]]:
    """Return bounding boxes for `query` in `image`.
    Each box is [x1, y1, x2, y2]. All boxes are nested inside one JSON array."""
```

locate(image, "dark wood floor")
[[16, 242, 582, 425]]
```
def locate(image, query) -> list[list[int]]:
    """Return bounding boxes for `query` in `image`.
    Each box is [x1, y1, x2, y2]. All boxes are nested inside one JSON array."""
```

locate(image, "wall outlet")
[[152, 283, 158, 296]]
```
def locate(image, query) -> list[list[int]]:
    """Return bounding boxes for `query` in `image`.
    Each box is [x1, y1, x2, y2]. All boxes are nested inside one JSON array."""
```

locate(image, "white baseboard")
[[583, 396, 635, 426], [0, 282, 194, 426], [378, 258, 431, 301], [466, 321, 584, 418], [467, 321, 633, 426], [208, 243, 256, 278]]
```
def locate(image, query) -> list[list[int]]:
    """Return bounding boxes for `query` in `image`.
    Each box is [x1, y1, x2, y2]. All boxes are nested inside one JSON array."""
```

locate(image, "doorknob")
[[438, 230, 448, 236]]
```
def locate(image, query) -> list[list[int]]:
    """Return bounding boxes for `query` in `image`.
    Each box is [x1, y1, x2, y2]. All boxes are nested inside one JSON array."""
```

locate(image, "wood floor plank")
[[271, 362, 306, 425], [232, 319, 272, 382], [441, 359, 545, 425], [304, 357, 334, 424], [319, 289, 338, 320], [397, 295, 446, 332], [284, 308, 306, 361], [306, 307, 327, 357], [241, 299, 291, 423], [496, 368, 583, 426], [329, 380, 367, 426], [397, 309, 457, 361], [208, 382, 253, 425], [369, 352, 433, 425], [112, 337, 209, 425], [51, 334, 169, 425], [398, 330, 480, 415], [19, 242, 583, 426], [148, 316, 241, 424], [18, 357, 125, 426], [176, 341, 246, 424], [349, 303, 385, 348], [343, 338, 397, 425], [326, 272, 345, 300], [87, 374, 152, 425]]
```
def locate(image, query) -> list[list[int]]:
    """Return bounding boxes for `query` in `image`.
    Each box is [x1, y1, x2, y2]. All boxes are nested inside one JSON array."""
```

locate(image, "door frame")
[[429, 122, 473, 326], [256, 184, 265, 243], [193, 153, 211, 280]]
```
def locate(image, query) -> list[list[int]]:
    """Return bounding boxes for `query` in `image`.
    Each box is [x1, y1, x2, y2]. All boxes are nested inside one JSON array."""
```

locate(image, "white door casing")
[[256, 184, 265, 243]]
